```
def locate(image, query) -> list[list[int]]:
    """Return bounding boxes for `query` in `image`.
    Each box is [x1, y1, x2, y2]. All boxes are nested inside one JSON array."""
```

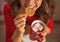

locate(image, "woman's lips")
[[28, 4, 37, 8], [28, 5, 36, 8], [24, 4, 36, 8]]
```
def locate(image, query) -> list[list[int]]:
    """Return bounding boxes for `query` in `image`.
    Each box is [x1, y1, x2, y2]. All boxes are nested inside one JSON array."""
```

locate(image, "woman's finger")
[[16, 20, 26, 28], [14, 18, 26, 25], [14, 14, 28, 21], [17, 24, 25, 33]]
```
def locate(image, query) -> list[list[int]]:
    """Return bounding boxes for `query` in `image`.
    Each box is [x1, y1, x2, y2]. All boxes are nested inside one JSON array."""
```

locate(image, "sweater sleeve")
[[47, 19, 54, 34], [3, 3, 16, 42]]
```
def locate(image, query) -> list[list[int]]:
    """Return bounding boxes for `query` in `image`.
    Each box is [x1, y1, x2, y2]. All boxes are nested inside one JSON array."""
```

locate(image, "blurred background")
[[0, 0, 60, 42]]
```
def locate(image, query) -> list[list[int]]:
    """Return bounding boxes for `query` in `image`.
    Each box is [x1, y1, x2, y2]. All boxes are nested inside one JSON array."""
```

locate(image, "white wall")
[[53, 0, 60, 21]]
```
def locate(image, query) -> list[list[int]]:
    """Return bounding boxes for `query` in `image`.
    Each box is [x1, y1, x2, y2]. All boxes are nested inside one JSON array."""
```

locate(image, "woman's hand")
[[13, 13, 28, 34], [42, 25, 50, 36], [12, 13, 28, 42]]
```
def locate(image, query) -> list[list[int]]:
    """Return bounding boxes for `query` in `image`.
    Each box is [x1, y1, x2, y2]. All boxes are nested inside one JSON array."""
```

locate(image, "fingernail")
[[25, 14, 28, 17]]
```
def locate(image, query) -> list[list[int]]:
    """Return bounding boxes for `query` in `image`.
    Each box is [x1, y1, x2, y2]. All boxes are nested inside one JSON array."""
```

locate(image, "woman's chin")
[[33, 6, 39, 11]]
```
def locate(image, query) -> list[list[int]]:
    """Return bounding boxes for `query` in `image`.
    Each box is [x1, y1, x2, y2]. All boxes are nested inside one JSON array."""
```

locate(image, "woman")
[[3, 0, 55, 42]]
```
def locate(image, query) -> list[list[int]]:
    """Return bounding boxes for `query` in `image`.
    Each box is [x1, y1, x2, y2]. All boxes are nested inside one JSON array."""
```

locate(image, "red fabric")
[[47, 19, 54, 34], [3, 3, 54, 42], [27, 14, 38, 25], [3, 3, 16, 42]]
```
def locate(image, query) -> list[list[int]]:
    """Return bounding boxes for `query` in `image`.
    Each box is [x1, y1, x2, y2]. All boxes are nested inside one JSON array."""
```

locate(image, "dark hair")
[[11, 0, 55, 24]]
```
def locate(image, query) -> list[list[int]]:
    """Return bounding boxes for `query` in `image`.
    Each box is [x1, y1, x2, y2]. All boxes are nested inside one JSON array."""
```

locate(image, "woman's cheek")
[[37, 0, 43, 8], [20, 0, 25, 7]]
